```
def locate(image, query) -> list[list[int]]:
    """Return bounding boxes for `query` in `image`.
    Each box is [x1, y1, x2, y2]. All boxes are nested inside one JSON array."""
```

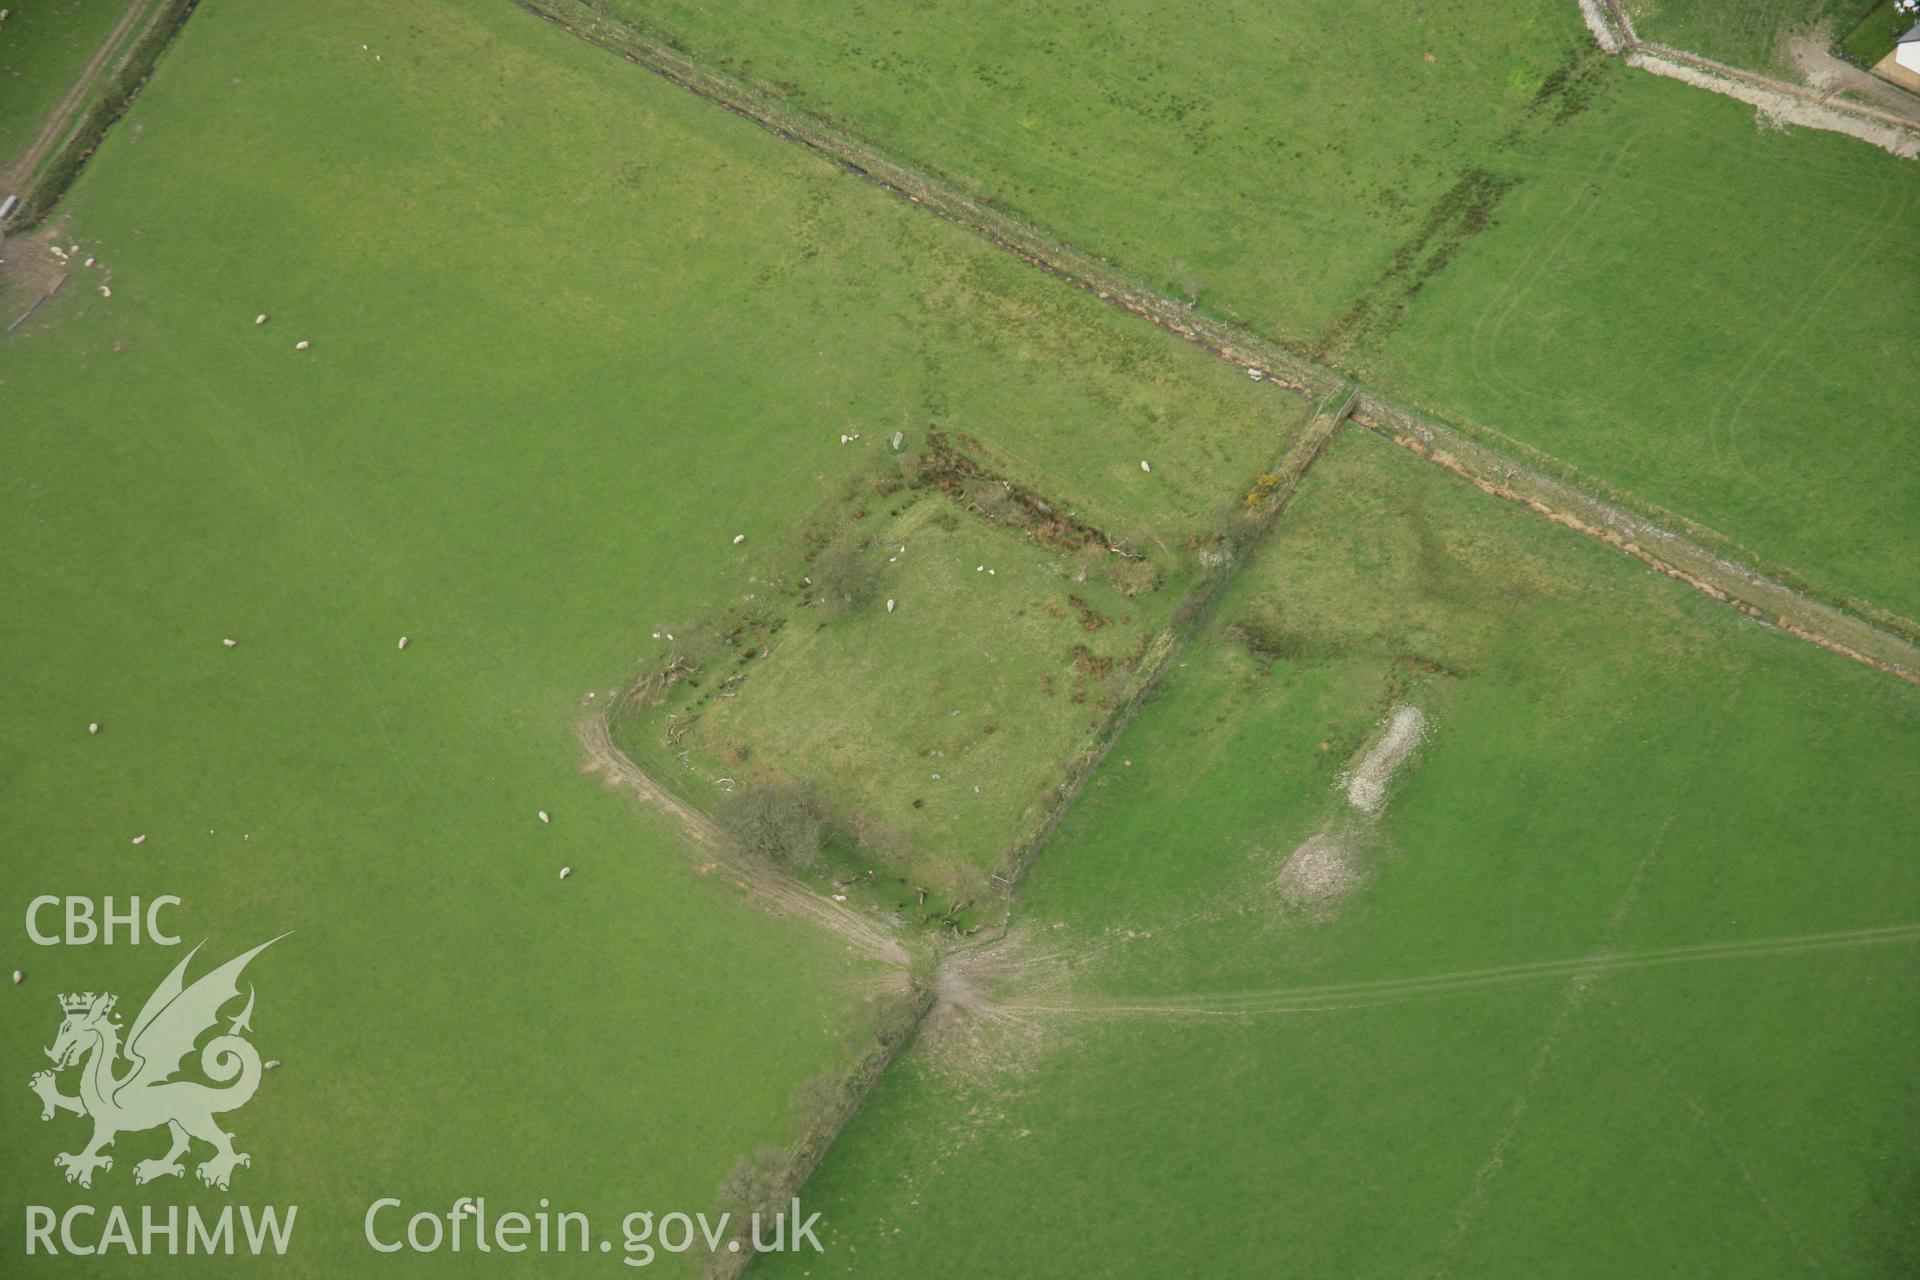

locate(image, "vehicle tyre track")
[[1001, 921, 1920, 1019], [577, 712, 910, 967]]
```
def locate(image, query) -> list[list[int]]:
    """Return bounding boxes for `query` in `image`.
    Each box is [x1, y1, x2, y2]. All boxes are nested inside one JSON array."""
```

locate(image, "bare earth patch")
[[921, 927, 1075, 1082], [1784, 31, 1920, 120], [1, 225, 71, 327]]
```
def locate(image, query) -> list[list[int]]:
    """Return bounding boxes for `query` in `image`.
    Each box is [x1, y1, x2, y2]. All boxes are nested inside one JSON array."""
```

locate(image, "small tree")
[[1068, 543, 1107, 584], [716, 1145, 794, 1221], [1106, 556, 1161, 597], [720, 781, 825, 870]]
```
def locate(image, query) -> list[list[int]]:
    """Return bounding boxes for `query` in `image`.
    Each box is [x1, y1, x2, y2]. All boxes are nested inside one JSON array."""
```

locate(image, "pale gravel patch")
[[1276, 833, 1362, 906], [1625, 52, 1920, 158], [1345, 705, 1428, 815], [1575, 0, 1625, 54]]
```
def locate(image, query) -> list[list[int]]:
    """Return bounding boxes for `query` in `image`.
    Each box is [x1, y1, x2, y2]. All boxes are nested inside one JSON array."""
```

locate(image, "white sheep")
[[1140, 460, 1151, 472], [131, 834, 146, 846], [264, 1059, 281, 1070], [886, 599, 896, 613], [11, 970, 22, 985], [223, 638, 237, 648], [397, 636, 409, 650], [294, 340, 310, 351], [99, 286, 111, 298], [255, 314, 268, 325], [88, 723, 99, 735], [558, 866, 572, 880], [537, 810, 550, 824], [732, 534, 746, 545]]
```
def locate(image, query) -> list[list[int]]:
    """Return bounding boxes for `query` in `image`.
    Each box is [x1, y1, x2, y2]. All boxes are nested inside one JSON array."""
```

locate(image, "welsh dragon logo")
[[29, 936, 286, 1191]]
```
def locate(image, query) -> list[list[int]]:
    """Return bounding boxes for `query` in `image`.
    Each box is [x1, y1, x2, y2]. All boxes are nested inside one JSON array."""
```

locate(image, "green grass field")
[[4, 0, 1915, 1274], [0, 0, 134, 169], [605, 0, 1583, 351], [1633, 0, 1869, 73], [0, 0, 1297, 1269], [3, 0, 918, 1269], [600, 0, 1920, 621], [755, 428, 1920, 1278], [617, 494, 1187, 902], [1371, 69, 1920, 623], [610, 360, 1310, 901]]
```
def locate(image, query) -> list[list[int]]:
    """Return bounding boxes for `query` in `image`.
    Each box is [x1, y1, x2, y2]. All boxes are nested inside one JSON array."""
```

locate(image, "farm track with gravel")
[[578, 712, 912, 968], [0, 0, 165, 204]]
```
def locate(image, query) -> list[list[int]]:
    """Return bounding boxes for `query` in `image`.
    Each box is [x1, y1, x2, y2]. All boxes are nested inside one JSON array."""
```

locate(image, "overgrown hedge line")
[[10, 0, 199, 229]]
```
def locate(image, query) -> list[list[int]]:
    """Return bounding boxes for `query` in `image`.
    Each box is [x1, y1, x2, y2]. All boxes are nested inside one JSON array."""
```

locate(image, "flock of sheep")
[[10, 630, 579, 994]]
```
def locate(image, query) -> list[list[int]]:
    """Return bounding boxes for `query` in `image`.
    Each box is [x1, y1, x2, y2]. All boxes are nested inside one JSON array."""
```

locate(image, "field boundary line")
[[577, 710, 931, 1277], [989, 390, 1355, 894], [1576, 0, 1920, 157], [1351, 395, 1920, 686], [576, 394, 1350, 1272], [577, 711, 912, 968], [515, 0, 1920, 673], [7, 288, 53, 333], [0, 0, 157, 193], [0, 0, 200, 231]]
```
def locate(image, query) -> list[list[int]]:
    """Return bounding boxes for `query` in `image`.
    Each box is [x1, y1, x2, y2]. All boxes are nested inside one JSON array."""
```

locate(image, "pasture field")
[[1371, 69, 1920, 625], [612, 390, 1309, 904], [755, 427, 1920, 1278], [616, 490, 1187, 906], [5, 0, 1915, 1275], [601, 0, 1584, 352], [2, 0, 905, 1271], [0, 0, 1295, 1270], [599, 0, 1920, 620], [1631, 0, 1867, 73], [0, 0, 132, 168]]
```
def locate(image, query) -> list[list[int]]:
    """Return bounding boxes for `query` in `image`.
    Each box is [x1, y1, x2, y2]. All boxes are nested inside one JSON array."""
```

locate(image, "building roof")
[[1901, 22, 1920, 44]]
